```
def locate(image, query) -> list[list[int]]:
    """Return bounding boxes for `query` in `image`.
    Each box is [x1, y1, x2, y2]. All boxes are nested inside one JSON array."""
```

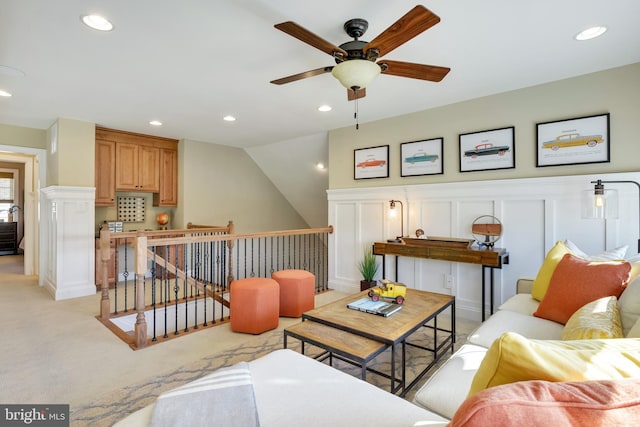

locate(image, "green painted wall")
[[329, 62, 640, 189]]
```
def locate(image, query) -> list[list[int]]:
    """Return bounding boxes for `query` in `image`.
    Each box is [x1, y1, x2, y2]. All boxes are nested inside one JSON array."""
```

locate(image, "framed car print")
[[400, 138, 444, 177], [354, 145, 389, 180], [536, 113, 610, 167], [459, 126, 515, 172]]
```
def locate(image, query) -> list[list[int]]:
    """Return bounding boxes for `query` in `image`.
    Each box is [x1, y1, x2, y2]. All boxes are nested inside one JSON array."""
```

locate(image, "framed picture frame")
[[400, 138, 444, 177], [354, 145, 389, 180], [536, 113, 610, 167], [459, 126, 515, 172]]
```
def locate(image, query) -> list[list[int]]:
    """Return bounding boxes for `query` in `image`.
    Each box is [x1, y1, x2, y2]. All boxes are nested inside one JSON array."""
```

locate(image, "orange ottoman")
[[230, 278, 279, 334], [272, 269, 315, 317]]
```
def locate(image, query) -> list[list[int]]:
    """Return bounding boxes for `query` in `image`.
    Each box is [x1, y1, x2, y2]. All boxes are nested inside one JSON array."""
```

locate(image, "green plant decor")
[[358, 246, 379, 282]]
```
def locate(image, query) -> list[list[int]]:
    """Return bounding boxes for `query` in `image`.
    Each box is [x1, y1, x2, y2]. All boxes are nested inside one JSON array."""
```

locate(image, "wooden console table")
[[373, 241, 509, 321]]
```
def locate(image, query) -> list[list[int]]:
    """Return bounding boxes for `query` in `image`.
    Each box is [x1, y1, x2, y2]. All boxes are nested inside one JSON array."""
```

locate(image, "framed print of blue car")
[[459, 126, 515, 172], [536, 113, 610, 167], [401, 138, 444, 177]]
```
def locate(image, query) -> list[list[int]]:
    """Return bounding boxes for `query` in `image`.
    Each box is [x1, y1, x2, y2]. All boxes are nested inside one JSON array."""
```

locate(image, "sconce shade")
[[582, 188, 618, 219], [331, 60, 381, 90]]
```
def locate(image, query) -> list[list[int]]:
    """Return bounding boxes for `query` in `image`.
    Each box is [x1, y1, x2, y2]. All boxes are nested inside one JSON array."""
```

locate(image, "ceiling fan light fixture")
[[331, 60, 381, 90]]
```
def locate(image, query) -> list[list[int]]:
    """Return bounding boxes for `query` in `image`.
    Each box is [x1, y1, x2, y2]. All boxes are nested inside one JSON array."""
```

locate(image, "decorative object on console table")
[[459, 126, 515, 172], [536, 113, 610, 167], [471, 215, 503, 248], [354, 145, 389, 180], [582, 179, 640, 253], [388, 199, 404, 242], [358, 245, 379, 291]]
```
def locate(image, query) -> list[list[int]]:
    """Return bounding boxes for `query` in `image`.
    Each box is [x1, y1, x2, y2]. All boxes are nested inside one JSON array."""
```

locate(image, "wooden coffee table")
[[284, 288, 455, 396]]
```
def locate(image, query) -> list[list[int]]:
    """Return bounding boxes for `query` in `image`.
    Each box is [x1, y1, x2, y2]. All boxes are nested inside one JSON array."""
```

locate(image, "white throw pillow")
[[564, 239, 628, 260], [627, 318, 640, 338], [619, 275, 640, 336]]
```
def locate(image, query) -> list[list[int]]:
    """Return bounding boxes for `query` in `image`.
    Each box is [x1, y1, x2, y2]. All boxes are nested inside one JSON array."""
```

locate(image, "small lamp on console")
[[582, 179, 640, 253], [388, 200, 404, 243]]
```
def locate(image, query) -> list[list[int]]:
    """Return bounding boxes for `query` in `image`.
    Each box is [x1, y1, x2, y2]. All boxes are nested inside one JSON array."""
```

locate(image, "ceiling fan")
[[270, 5, 451, 101]]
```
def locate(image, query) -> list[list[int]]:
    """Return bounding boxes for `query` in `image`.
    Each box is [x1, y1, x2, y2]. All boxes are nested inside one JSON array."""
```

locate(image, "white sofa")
[[115, 348, 450, 427], [411, 278, 565, 418], [116, 270, 640, 426]]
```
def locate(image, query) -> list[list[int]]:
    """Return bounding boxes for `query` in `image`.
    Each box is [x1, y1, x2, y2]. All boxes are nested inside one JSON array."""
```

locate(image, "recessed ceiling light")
[[81, 14, 114, 31], [318, 105, 332, 112], [0, 90, 12, 97], [316, 162, 326, 170], [149, 120, 162, 126], [223, 115, 236, 122], [575, 26, 607, 41]]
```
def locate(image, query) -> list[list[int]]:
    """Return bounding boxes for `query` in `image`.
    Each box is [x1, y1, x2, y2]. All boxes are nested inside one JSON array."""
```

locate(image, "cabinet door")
[[115, 142, 139, 190], [138, 145, 160, 192], [154, 148, 178, 206], [95, 139, 116, 206]]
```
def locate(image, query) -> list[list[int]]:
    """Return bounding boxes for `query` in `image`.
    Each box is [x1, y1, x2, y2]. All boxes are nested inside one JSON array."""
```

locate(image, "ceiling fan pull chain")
[[353, 88, 359, 130]]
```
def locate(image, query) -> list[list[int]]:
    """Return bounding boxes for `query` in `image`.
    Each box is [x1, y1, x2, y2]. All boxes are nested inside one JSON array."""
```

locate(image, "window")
[[0, 174, 15, 222]]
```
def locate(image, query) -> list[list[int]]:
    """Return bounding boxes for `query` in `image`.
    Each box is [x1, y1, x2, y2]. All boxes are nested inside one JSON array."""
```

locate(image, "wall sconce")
[[583, 179, 640, 253], [389, 200, 404, 242]]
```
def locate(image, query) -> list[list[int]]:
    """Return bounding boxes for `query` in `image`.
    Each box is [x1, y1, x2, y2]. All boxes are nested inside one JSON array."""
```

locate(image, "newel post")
[[134, 231, 148, 349], [99, 224, 111, 320], [226, 220, 235, 286]]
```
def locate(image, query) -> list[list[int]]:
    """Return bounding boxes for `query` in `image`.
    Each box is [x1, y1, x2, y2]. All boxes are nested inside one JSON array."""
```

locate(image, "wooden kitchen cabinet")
[[115, 142, 160, 192], [153, 147, 178, 206], [95, 127, 178, 206], [95, 138, 116, 206]]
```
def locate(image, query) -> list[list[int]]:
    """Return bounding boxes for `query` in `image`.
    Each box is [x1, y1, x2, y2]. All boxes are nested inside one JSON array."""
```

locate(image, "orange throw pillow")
[[533, 253, 631, 324]]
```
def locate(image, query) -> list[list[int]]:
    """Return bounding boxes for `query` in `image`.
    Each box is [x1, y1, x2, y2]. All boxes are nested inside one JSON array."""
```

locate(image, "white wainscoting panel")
[[328, 172, 640, 321]]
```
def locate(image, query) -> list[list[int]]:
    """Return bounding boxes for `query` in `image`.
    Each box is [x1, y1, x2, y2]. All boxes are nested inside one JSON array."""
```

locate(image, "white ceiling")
[[2, 0, 639, 149]]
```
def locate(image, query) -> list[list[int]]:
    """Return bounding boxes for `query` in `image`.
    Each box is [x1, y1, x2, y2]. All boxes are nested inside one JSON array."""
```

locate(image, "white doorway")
[[0, 146, 46, 276]]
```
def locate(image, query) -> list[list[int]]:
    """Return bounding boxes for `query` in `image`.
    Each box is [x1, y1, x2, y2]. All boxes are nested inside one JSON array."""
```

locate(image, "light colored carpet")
[[0, 255, 479, 426]]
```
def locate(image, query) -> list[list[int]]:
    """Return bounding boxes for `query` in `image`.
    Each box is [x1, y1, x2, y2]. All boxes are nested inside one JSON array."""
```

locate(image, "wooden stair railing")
[[98, 223, 333, 349]]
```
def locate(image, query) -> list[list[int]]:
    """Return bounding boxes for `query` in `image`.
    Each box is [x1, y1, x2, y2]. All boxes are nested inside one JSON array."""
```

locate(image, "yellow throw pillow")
[[468, 332, 640, 397], [561, 296, 623, 340], [531, 241, 571, 301]]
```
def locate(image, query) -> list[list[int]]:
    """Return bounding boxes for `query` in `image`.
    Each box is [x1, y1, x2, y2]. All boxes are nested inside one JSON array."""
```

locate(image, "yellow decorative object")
[[531, 241, 571, 301], [562, 296, 623, 340], [468, 332, 640, 397]]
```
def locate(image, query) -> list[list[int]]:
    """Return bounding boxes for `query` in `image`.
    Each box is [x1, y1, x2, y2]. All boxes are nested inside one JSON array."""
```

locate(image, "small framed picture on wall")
[[354, 145, 389, 180], [536, 113, 610, 167], [459, 126, 515, 172], [400, 138, 444, 177]]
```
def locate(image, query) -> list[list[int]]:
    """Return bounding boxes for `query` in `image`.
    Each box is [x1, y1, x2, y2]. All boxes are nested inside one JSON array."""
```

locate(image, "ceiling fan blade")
[[275, 22, 348, 57], [379, 60, 450, 82], [347, 88, 366, 101], [364, 5, 440, 57], [270, 66, 334, 85]]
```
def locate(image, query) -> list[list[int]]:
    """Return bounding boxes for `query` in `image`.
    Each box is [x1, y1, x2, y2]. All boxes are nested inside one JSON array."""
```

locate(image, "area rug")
[[71, 323, 470, 426]]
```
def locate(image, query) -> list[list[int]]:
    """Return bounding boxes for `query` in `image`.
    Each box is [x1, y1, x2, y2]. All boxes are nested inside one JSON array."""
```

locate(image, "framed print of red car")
[[354, 145, 389, 180], [356, 155, 387, 168]]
